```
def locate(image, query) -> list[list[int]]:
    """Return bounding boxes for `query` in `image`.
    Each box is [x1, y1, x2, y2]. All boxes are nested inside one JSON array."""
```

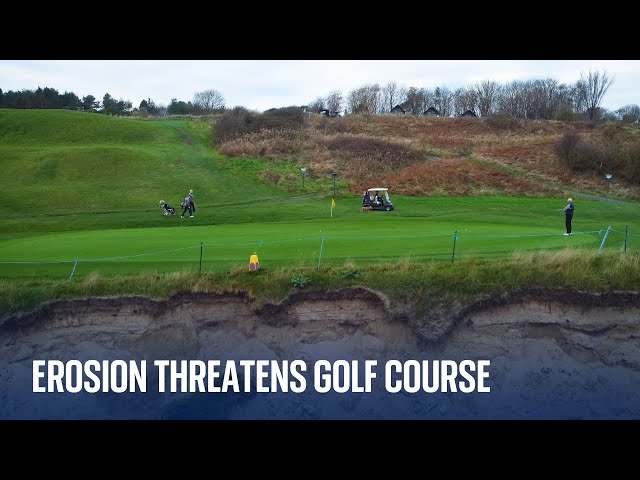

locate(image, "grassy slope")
[[0, 109, 310, 236], [221, 114, 640, 198]]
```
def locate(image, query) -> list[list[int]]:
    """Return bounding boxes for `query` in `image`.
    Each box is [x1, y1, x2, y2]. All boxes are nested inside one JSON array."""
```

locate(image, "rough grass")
[[215, 113, 640, 198], [2, 250, 638, 320], [373, 158, 561, 196]]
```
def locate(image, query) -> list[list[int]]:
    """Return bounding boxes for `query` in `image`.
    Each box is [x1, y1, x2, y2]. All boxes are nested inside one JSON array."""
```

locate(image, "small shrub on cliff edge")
[[290, 273, 311, 288]]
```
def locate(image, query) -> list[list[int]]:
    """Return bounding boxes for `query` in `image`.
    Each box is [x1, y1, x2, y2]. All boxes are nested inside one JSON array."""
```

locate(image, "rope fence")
[[0, 226, 636, 281]]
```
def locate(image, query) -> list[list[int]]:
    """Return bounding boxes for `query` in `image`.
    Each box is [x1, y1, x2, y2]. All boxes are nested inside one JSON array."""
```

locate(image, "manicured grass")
[[1, 195, 638, 279]]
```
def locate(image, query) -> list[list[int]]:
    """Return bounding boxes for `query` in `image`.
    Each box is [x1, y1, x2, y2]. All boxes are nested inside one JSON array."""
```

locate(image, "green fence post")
[[317, 236, 325, 271], [625, 225, 628, 254], [67, 257, 78, 284], [199, 241, 203, 273], [451, 230, 458, 263]]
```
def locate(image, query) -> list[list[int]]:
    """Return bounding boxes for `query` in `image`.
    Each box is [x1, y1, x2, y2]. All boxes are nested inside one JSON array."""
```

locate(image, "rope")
[[0, 260, 75, 264], [0, 228, 631, 265], [85, 245, 201, 262], [460, 230, 601, 239]]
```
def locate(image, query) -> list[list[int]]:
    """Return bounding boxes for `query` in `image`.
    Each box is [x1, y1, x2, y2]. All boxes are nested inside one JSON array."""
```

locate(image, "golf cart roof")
[[367, 187, 389, 192]]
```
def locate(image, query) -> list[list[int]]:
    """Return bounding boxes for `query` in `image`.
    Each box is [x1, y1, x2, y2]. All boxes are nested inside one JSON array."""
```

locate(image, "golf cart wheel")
[[385, 205, 392, 211]]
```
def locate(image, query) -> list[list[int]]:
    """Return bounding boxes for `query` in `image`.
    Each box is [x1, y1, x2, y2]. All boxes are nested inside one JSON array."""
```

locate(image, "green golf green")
[[1, 194, 637, 279]]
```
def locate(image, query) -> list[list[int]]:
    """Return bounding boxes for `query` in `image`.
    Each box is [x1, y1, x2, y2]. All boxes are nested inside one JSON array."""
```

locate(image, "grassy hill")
[[0, 109, 339, 235]]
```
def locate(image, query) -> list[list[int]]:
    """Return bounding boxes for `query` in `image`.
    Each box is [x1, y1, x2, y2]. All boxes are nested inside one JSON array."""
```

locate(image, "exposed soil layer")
[[2, 287, 640, 419]]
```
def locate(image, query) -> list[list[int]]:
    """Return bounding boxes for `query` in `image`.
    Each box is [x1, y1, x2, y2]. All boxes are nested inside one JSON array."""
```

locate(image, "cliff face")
[[2, 288, 640, 419]]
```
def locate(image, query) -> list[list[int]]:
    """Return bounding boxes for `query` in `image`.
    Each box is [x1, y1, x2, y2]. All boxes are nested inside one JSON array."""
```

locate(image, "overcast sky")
[[1, 60, 638, 112]]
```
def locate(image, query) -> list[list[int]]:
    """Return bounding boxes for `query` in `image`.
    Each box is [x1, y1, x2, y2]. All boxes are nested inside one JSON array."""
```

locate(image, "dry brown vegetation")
[[215, 112, 640, 197], [375, 160, 559, 196]]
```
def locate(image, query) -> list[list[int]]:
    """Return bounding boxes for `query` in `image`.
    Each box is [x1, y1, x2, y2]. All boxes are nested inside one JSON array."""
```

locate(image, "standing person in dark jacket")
[[562, 197, 574, 235], [181, 189, 195, 218]]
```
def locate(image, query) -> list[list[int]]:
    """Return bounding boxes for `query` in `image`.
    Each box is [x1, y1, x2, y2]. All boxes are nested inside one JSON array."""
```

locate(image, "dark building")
[[390, 105, 406, 115], [460, 110, 478, 118], [422, 107, 440, 117]]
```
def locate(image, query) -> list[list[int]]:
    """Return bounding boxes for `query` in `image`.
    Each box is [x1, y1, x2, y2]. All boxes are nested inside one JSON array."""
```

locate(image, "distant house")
[[390, 105, 406, 115], [422, 107, 440, 117], [460, 110, 478, 118]]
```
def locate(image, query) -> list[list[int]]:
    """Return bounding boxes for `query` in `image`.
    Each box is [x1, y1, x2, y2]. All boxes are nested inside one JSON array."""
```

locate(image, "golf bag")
[[159, 201, 176, 216]]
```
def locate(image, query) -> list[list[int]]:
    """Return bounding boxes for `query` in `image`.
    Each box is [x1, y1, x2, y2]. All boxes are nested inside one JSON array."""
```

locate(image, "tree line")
[[308, 70, 640, 124], [2, 69, 639, 124], [0, 87, 226, 117]]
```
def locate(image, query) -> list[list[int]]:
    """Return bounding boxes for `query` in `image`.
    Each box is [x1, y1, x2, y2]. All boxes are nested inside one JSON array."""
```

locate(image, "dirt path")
[[568, 191, 629, 205], [173, 126, 193, 145]]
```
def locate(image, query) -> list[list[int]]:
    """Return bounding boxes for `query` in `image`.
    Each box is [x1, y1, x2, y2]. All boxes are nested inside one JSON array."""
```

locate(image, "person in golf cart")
[[362, 188, 394, 211]]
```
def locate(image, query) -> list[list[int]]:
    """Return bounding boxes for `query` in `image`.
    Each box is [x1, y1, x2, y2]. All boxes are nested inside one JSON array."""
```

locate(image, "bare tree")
[[454, 87, 478, 116], [192, 89, 225, 113], [307, 97, 325, 113], [474, 79, 499, 117], [497, 80, 525, 117], [381, 82, 407, 113], [397, 85, 408, 111], [403, 87, 426, 115], [528, 79, 555, 119], [369, 84, 382, 114], [433, 86, 453, 117], [420, 88, 434, 114], [347, 84, 381, 115], [325, 90, 343, 113], [347, 87, 366, 114], [616, 104, 640, 124], [523, 79, 573, 119], [574, 69, 614, 122]]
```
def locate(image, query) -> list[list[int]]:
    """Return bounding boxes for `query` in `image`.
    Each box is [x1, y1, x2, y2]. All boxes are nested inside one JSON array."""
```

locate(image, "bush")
[[290, 273, 310, 288], [259, 107, 305, 131], [554, 131, 627, 174], [623, 144, 640, 184], [214, 106, 305, 145], [554, 105, 576, 122], [340, 268, 361, 279], [485, 112, 521, 131], [214, 107, 255, 145], [553, 132, 582, 161], [326, 134, 423, 166], [456, 140, 475, 157]]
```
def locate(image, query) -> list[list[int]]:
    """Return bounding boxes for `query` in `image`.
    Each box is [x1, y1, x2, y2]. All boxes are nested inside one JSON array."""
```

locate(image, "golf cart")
[[362, 187, 394, 211]]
